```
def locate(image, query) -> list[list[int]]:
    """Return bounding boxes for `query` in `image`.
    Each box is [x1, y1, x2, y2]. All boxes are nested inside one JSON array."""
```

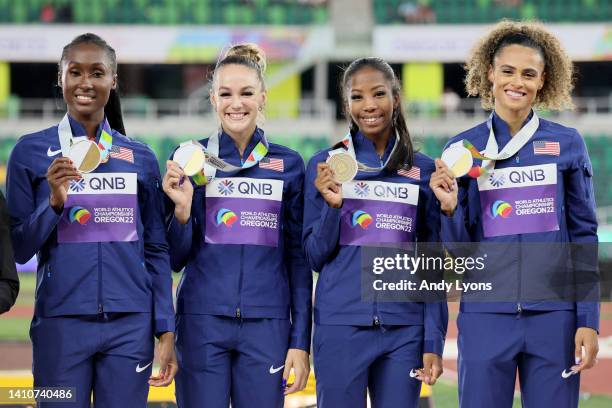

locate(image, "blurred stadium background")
[[0, 0, 610, 407]]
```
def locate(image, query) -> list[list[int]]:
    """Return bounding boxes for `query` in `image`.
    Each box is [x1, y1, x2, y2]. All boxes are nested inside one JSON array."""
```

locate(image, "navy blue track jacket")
[[166, 129, 312, 352], [7, 116, 174, 335], [441, 112, 599, 331], [303, 131, 448, 356]]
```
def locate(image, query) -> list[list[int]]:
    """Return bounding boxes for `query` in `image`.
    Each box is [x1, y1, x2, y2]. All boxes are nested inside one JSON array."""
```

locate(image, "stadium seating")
[[374, 0, 611, 24], [0, 0, 330, 25]]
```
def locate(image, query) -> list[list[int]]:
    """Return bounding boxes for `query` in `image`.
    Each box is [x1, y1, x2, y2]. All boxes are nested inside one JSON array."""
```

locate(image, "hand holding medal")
[[314, 162, 343, 209], [46, 157, 80, 212], [430, 159, 458, 216], [163, 159, 194, 225]]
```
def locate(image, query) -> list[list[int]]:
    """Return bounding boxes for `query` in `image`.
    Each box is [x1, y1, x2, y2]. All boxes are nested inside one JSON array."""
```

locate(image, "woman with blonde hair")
[[163, 43, 312, 407]]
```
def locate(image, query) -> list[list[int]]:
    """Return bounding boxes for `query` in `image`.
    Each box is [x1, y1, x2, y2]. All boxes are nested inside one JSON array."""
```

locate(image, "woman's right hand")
[[163, 160, 194, 224], [315, 162, 343, 209], [430, 159, 458, 216], [47, 157, 80, 212]]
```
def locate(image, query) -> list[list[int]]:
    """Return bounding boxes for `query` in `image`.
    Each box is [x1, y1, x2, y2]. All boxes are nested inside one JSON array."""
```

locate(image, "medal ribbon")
[[330, 131, 399, 172], [58, 114, 113, 160], [449, 111, 539, 177], [186, 128, 269, 185]]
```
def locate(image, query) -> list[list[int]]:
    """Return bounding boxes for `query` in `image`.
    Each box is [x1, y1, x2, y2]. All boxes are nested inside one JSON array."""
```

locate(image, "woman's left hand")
[[416, 353, 443, 385], [149, 332, 178, 387], [282, 348, 310, 395]]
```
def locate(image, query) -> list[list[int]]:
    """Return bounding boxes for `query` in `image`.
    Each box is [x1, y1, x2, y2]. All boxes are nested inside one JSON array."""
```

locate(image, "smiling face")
[[210, 64, 266, 141], [60, 42, 116, 124], [488, 43, 545, 119], [346, 66, 397, 142]]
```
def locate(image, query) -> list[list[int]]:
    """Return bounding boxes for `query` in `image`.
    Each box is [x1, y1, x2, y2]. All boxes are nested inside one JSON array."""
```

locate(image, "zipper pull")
[[236, 308, 241, 319], [373, 315, 380, 326]]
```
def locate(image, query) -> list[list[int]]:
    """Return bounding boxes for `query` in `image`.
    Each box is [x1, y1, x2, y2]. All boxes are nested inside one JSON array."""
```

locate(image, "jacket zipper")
[[517, 234, 522, 315], [373, 246, 381, 325], [236, 245, 244, 318], [98, 242, 103, 314]]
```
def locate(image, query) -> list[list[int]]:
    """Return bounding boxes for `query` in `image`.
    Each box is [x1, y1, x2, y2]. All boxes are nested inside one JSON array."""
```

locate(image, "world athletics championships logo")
[[218, 180, 234, 196], [69, 179, 86, 192], [353, 181, 370, 197], [68, 206, 91, 225], [351, 210, 373, 229], [488, 172, 506, 188], [216, 208, 238, 227], [491, 200, 512, 219]]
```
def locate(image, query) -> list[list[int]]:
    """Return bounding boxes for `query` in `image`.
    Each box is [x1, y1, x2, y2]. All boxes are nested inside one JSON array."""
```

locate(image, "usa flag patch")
[[533, 141, 560, 156], [110, 145, 134, 163], [398, 166, 420, 180], [258, 157, 284, 172]]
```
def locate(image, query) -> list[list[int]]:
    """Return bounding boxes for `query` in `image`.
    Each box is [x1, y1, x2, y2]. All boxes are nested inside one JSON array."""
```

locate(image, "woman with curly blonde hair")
[[430, 21, 599, 407]]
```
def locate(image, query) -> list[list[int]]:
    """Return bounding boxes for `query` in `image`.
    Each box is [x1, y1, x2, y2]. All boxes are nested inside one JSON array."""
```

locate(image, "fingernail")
[[575, 357, 582, 364]]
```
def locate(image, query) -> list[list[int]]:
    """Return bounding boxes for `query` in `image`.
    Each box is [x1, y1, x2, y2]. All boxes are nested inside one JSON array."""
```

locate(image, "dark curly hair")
[[465, 20, 574, 111]]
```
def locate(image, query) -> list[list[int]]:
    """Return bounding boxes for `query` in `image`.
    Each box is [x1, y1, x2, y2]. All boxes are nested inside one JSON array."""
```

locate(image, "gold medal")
[[327, 151, 358, 183], [173, 143, 206, 176], [441, 145, 473, 177], [68, 140, 102, 173]]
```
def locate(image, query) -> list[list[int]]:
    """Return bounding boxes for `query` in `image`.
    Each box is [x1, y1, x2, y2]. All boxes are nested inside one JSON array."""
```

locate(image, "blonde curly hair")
[[465, 20, 574, 111]]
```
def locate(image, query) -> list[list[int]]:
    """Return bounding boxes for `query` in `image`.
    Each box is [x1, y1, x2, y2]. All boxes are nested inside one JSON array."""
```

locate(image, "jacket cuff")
[[154, 317, 176, 338], [318, 203, 341, 239], [41, 198, 64, 224], [576, 313, 599, 333], [289, 337, 311, 353], [423, 338, 445, 357], [440, 203, 464, 242]]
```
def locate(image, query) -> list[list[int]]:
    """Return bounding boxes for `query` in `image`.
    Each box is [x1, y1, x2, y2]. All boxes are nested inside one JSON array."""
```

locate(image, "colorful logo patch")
[[354, 181, 370, 197], [68, 206, 91, 225], [491, 200, 512, 219], [216, 208, 238, 227], [351, 210, 373, 229], [217, 180, 234, 196]]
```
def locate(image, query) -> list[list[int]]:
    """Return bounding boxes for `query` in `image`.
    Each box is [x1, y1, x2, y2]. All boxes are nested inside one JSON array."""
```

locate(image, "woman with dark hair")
[[431, 21, 599, 407], [303, 57, 448, 407], [6, 33, 176, 407]]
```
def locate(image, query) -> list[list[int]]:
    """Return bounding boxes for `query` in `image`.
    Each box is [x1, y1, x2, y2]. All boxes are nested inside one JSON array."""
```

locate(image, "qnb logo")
[[351, 210, 373, 229], [216, 208, 238, 227], [491, 200, 512, 219], [354, 181, 370, 197], [237, 181, 273, 195], [218, 180, 234, 196], [69, 179, 86, 192], [69, 206, 91, 225], [373, 184, 410, 199], [488, 172, 506, 188]]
